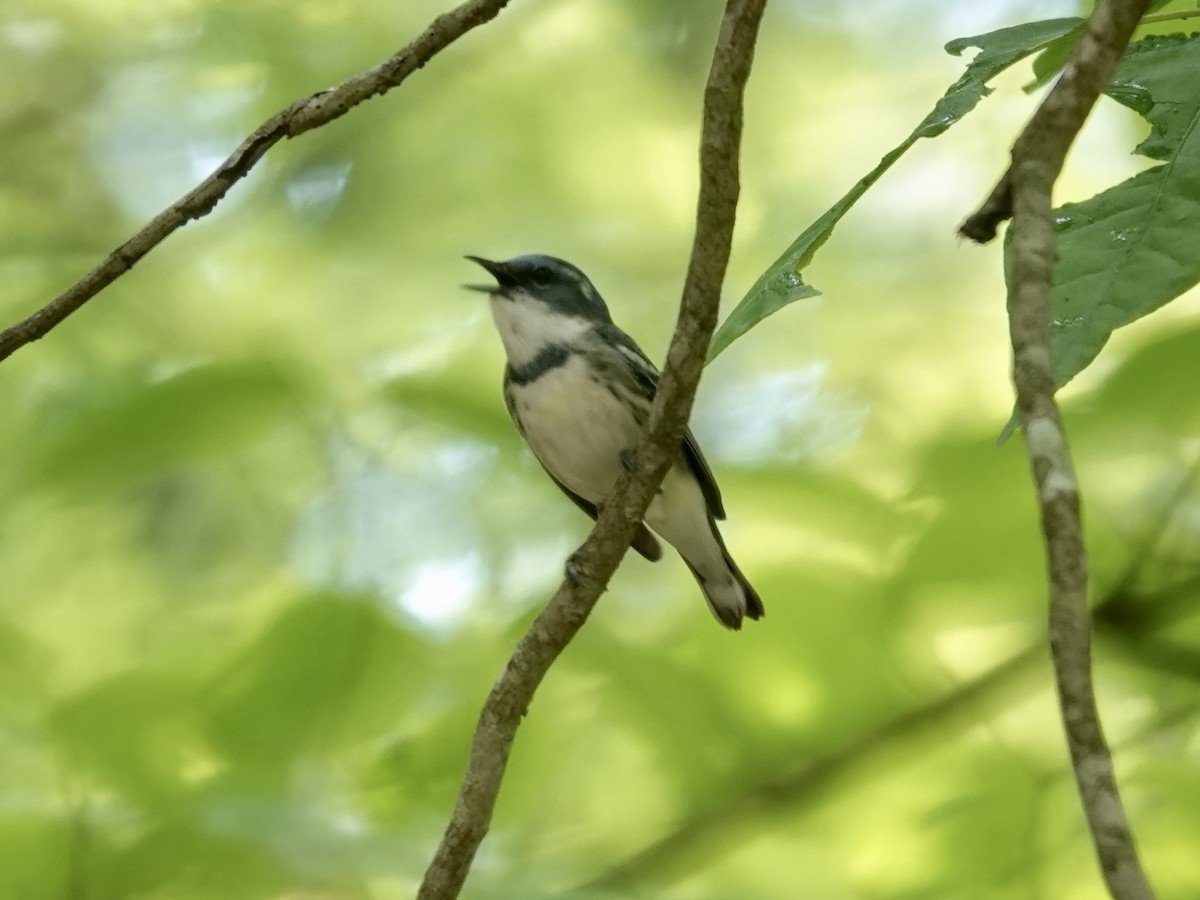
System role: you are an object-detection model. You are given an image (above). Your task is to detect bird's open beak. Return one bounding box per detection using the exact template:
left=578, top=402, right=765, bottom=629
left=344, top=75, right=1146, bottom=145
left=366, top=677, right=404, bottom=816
left=463, top=255, right=513, bottom=294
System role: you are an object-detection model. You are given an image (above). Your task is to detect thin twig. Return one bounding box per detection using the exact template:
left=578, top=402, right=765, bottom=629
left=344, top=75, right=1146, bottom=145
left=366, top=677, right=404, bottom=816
left=0, top=0, right=514, bottom=364
left=414, top=2, right=767, bottom=897
left=996, top=0, right=1156, bottom=897
left=1140, top=8, right=1200, bottom=26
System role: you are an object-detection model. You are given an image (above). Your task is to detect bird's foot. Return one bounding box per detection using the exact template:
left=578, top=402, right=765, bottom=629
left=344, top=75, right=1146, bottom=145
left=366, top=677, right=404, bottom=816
left=564, top=551, right=585, bottom=586
left=619, top=448, right=637, bottom=475
left=620, top=448, right=664, bottom=494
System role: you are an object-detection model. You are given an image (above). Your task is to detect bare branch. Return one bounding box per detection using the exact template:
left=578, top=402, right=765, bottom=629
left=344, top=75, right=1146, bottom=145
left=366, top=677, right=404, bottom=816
left=988, top=0, right=1157, bottom=896
left=414, top=2, right=767, bottom=897
left=0, top=0, right=514, bottom=364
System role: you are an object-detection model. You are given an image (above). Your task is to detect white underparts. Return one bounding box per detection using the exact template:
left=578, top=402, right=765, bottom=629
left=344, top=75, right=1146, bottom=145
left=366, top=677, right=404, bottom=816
left=504, top=332, right=748, bottom=626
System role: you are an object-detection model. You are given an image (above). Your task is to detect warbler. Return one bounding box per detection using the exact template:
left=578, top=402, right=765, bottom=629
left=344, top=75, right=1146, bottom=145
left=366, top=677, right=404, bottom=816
left=465, top=253, right=763, bottom=630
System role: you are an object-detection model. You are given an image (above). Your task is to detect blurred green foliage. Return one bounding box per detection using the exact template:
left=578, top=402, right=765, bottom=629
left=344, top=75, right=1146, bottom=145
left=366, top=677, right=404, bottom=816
left=2, top=1, right=1200, bottom=899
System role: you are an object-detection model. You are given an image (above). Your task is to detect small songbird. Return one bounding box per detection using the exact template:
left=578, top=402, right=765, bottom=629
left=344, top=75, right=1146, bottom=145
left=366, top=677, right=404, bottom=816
left=465, top=253, right=763, bottom=630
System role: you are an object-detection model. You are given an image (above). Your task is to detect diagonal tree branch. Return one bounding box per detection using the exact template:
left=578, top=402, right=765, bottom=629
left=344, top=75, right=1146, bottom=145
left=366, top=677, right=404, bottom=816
left=585, top=646, right=1045, bottom=891
left=584, top=501, right=1198, bottom=894
left=414, top=2, right=767, bottom=897
left=967, top=0, right=1157, bottom=897
left=0, top=0, right=514, bottom=364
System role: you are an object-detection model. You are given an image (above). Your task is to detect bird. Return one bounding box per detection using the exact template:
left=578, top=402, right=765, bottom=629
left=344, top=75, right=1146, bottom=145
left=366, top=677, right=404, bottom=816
left=464, top=253, right=763, bottom=630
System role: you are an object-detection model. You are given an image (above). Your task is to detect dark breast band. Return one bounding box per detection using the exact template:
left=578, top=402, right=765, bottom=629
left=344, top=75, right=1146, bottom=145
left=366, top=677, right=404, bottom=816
left=507, top=343, right=571, bottom=385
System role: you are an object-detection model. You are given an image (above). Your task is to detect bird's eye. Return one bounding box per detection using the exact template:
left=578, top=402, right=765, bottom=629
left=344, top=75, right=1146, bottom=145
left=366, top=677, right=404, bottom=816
left=533, top=266, right=554, bottom=283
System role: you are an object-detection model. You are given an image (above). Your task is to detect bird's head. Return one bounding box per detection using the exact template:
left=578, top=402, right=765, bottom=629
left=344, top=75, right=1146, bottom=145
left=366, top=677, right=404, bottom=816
left=466, top=254, right=613, bottom=322
left=466, top=254, right=613, bottom=365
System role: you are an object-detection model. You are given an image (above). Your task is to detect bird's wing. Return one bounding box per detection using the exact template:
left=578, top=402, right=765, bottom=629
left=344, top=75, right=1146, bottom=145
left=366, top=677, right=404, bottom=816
left=603, top=326, right=727, bottom=521
left=503, top=368, right=663, bottom=562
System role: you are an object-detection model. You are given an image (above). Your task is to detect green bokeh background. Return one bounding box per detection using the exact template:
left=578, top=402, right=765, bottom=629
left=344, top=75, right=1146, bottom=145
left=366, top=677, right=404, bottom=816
left=2, top=1, right=1199, bottom=898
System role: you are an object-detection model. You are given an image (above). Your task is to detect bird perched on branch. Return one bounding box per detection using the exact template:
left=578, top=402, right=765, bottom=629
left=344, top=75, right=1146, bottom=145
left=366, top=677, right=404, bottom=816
left=465, top=254, right=763, bottom=630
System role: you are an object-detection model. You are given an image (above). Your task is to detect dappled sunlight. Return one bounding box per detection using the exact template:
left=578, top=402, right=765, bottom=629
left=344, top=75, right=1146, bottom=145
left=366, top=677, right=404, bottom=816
left=285, top=162, right=354, bottom=220
left=695, top=363, right=866, bottom=463
left=397, top=557, right=485, bottom=632
left=88, top=61, right=266, bottom=220
left=740, top=654, right=823, bottom=730
left=289, top=441, right=488, bottom=633
left=1, top=18, right=63, bottom=54
left=929, top=615, right=1036, bottom=680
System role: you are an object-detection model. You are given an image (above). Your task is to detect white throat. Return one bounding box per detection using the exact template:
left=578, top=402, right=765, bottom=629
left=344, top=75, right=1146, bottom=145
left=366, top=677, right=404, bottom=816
left=490, top=294, right=590, bottom=368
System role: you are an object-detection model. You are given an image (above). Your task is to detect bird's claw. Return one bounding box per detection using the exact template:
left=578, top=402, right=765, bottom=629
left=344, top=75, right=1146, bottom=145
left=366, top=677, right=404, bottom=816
left=564, top=551, right=585, bottom=586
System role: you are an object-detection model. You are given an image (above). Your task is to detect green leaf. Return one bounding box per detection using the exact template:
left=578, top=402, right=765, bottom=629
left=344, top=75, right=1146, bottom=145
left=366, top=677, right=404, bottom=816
left=49, top=671, right=197, bottom=810
left=18, top=358, right=313, bottom=496
left=922, top=751, right=1045, bottom=891
left=0, top=815, right=79, bottom=899
left=385, top=370, right=514, bottom=451
left=1023, top=1, right=1180, bottom=94
left=1023, top=22, right=1084, bottom=93
left=708, top=17, right=1082, bottom=361
left=1036, top=33, right=1200, bottom=391
left=0, top=622, right=52, bottom=719
left=903, top=432, right=1043, bottom=601
left=103, top=822, right=294, bottom=900
left=1079, top=321, right=1200, bottom=438
left=939, top=18, right=1087, bottom=108
left=204, top=594, right=429, bottom=767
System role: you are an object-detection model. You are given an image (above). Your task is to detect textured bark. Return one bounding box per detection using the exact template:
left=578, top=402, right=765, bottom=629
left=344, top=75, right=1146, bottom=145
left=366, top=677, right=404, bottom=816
left=968, top=0, right=1158, bottom=897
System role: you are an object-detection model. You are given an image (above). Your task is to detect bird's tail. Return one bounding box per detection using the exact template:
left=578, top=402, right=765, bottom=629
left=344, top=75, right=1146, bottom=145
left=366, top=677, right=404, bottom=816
left=682, top=518, right=764, bottom=631
left=726, top=548, right=765, bottom=621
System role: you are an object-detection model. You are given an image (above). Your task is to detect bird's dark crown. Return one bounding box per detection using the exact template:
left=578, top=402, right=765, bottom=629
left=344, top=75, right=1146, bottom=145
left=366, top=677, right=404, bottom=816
left=466, top=254, right=612, bottom=322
